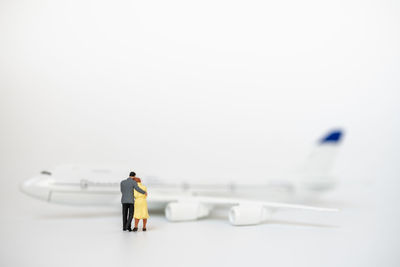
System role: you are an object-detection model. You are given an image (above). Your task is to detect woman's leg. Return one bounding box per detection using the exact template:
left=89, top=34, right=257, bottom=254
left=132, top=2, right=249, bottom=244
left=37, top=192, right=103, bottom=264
left=143, top=219, right=147, bottom=230
left=134, top=218, right=139, bottom=229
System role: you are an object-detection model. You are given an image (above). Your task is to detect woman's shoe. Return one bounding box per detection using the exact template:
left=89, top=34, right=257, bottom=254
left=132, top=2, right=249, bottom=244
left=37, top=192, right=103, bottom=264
left=132, top=228, right=138, bottom=232
left=142, top=228, right=147, bottom=232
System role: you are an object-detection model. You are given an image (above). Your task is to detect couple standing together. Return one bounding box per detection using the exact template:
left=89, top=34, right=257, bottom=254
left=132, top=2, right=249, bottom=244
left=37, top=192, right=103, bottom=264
left=120, top=171, right=149, bottom=232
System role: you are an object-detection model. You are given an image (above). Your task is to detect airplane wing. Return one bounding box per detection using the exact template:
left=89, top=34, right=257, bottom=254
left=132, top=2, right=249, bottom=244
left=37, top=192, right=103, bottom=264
left=148, top=192, right=338, bottom=225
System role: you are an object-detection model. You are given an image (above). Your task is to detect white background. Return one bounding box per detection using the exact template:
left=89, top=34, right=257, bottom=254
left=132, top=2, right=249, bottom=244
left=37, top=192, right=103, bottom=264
left=1, top=0, right=399, bottom=266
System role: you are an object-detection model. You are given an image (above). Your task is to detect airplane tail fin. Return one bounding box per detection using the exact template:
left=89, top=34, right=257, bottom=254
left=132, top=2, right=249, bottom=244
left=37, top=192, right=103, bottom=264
left=300, top=129, right=344, bottom=192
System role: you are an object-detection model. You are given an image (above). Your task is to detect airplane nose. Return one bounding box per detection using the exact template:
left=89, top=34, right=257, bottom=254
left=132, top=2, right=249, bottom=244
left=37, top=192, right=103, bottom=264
left=20, top=175, right=52, bottom=201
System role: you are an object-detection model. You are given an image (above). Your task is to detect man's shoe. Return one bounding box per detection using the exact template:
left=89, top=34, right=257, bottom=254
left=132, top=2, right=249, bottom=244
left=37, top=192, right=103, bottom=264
left=127, top=228, right=132, bottom=232
left=123, top=229, right=127, bottom=231
left=132, top=228, right=138, bottom=232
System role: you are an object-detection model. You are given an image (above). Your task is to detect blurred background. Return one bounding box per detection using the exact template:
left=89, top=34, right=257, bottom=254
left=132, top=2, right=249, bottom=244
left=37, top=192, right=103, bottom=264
left=0, top=0, right=399, bottom=266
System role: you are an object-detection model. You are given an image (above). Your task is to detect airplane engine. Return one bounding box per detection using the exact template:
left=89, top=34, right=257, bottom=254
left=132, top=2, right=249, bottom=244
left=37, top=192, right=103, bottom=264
left=165, top=202, right=211, bottom=222
left=228, top=204, right=272, bottom=226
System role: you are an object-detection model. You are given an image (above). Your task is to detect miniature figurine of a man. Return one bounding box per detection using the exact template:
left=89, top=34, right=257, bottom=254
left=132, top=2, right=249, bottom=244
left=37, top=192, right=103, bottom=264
left=120, top=171, right=147, bottom=232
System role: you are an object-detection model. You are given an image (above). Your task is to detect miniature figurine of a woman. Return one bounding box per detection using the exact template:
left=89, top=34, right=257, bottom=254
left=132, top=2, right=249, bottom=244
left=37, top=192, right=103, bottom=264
left=132, top=177, right=149, bottom=231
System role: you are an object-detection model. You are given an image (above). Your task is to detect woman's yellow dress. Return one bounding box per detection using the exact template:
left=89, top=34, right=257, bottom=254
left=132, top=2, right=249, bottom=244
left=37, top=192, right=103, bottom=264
left=134, top=183, right=149, bottom=219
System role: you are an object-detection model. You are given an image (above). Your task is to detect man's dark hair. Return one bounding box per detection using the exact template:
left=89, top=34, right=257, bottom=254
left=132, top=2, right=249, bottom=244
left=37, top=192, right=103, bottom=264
left=129, top=171, right=136, bottom=177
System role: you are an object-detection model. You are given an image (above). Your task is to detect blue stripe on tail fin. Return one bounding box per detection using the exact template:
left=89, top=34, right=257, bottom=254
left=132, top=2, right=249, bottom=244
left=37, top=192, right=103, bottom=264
left=319, top=130, right=343, bottom=144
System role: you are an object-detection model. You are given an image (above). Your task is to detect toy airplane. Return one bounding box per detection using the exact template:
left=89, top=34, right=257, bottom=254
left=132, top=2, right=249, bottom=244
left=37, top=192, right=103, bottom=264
left=20, top=129, right=343, bottom=226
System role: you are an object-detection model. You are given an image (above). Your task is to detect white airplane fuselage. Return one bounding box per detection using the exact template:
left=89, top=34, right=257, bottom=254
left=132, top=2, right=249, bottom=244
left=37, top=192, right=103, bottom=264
left=21, top=172, right=322, bottom=208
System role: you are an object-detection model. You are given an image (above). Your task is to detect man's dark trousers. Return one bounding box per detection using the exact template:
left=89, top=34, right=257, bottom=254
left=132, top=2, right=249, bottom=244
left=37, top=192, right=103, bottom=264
left=122, top=203, right=134, bottom=230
